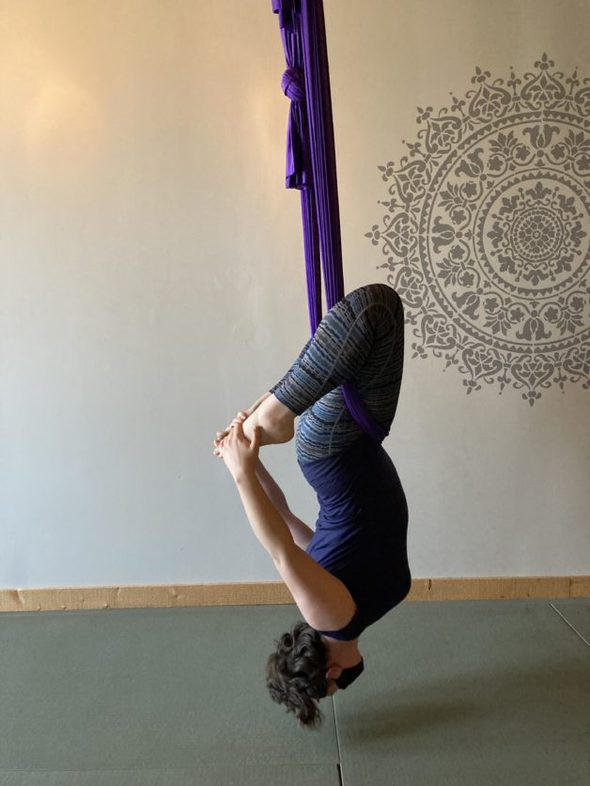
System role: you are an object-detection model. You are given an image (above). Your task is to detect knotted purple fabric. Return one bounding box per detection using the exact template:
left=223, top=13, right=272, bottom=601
left=271, top=0, right=388, bottom=443
left=281, top=67, right=306, bottom=102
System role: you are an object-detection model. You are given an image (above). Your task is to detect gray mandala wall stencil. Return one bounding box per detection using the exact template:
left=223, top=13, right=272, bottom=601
left=366, top=53, right=590, bottom=405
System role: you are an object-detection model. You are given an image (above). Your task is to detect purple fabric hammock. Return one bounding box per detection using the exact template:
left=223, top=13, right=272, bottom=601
left=271, top=0, right=388, bottom=443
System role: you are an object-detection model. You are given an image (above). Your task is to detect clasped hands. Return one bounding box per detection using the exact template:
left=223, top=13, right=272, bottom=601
left=212, top=411, right=247, bottom=457
left=213, top=415, right=259, bottom=483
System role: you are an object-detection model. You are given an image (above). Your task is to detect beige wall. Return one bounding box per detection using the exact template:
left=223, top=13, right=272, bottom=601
left=1, top=0, right=589, bottom=590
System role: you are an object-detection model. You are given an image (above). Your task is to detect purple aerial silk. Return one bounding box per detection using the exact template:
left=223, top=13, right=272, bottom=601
left=271, top=0, right=388, bottom=443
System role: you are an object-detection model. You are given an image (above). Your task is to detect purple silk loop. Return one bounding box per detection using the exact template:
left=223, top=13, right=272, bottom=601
left=281, top=67, right=305, bottom=102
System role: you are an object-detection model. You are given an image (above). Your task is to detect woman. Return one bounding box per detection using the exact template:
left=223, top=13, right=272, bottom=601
left=213, top=282, right=411, bottom=728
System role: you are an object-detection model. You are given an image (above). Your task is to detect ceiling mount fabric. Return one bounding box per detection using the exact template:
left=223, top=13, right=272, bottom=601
left=271, top=0, right=388, bottom=443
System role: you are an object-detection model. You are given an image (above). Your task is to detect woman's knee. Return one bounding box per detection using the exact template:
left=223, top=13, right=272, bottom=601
left=344, top=284, right=401, bottom=337
left=345, top=283, right=397, bottom=311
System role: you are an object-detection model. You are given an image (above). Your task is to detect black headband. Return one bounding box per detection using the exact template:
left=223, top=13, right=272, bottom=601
left=335, top=657, right=365, bottom=690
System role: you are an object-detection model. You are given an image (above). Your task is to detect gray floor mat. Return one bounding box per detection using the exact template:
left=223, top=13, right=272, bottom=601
left=333, top=599, right=590, bottom=786
left=1, top=599, right=588, bottom=786
left=551, top=598, right=590, bottom=646
left=0, top=764, right=341, bottom=786
left=0, top=605, right=338, bottom=770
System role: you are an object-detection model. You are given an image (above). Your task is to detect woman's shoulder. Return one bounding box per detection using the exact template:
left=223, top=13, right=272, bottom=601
left=273, top=545, right=357, bottom=632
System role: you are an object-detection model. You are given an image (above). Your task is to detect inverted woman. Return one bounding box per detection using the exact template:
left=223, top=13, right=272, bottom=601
left=213, top=282, right=411, bottom=728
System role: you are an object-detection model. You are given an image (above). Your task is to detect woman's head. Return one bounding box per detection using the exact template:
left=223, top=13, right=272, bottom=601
left=265, top=621, right=329, bottom=728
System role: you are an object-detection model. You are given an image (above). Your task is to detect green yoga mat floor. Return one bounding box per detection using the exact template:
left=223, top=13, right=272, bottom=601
left=1, top=599, right=588, bottom=785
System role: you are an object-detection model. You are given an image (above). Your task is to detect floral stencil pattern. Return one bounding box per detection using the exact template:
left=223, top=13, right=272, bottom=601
left=366, top=54, right=590, bottom=405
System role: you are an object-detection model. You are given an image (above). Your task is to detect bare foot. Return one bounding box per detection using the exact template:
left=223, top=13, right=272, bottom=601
left=242, top=394, right=295, bottom=446
left=213, top=393, right=271, bottom=447
left=213, top=392, right=294, bottom=456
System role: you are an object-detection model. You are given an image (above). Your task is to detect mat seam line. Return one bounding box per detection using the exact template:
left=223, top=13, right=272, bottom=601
left=332, top=695, right=344, bottom=786
left=549, top=602, right=590, bottom=647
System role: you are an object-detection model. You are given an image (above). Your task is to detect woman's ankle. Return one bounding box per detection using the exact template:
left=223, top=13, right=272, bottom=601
left=244, top=394, right=295, bottom=446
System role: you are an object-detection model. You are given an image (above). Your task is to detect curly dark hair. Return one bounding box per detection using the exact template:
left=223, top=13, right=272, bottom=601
left=265, top=620, right=329, bottom=728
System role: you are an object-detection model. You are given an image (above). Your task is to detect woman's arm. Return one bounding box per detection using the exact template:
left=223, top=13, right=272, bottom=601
left=254, top=458, right=289, bottom=511
left=215, top=412, right=312, bottom=548
left=218, top=421, right=352, bottom=630
left=235, top=470, right=355, bottom=631
left=234, top=471, right=295, bottom=561
left=254, top=458, right=315, bottom=550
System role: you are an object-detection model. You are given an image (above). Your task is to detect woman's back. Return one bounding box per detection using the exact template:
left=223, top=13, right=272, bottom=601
left=300, top=433, right=411, bottom=638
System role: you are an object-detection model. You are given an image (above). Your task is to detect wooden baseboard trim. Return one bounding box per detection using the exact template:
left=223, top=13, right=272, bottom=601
left=0, top=576, right=588, bottom=613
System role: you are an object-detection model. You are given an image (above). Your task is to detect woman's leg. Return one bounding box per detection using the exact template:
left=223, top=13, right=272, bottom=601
left=240, top=394, right=296, bottom=447
left=269, top=283, right=405, bottom=462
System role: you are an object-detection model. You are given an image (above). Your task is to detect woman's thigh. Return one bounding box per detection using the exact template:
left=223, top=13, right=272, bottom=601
left=271, top=283, right=405, bottom=462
